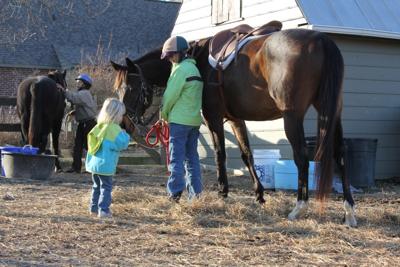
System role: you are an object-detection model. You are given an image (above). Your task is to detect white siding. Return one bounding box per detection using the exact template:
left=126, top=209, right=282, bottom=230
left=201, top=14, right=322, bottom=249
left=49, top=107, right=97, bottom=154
left=172, top=0, right=305, bottom=40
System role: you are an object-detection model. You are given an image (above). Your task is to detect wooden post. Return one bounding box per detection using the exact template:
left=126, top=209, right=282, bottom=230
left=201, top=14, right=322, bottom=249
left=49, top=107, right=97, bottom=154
left=0, top=97, right=20, bottom=133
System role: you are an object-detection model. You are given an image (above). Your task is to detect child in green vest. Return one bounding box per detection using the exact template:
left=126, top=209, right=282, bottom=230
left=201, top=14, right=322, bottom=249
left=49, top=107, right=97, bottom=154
left=85, top=98, right=130, bottom=218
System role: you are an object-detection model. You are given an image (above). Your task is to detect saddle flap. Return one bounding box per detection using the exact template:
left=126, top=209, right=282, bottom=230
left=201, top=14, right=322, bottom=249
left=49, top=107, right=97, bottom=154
left=209, top=29, right=234, bottom=60
left=209, top=24, right=253, bottom=63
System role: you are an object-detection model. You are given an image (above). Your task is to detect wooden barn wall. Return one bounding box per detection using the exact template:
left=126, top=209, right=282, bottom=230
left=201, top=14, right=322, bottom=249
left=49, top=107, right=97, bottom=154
left=172, top=0, right=306, bottom=40
left=198, top=35, right=400, bottom=180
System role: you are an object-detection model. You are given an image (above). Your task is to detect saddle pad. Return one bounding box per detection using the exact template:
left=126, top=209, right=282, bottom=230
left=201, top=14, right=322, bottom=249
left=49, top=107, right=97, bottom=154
left=208, top=35, right=263, bottom=70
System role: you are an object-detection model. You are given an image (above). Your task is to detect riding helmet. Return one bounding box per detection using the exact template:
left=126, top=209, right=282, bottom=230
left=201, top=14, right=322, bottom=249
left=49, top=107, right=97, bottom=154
left=75, top=73, right=93, bottom=86
left=161, top=36, right=189, bottom=59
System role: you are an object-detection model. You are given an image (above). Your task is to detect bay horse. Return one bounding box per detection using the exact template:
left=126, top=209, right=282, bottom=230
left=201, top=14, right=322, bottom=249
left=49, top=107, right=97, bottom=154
left=111, top=28, right=357, bottom=226
left=17, top=70, right=67, bottom=171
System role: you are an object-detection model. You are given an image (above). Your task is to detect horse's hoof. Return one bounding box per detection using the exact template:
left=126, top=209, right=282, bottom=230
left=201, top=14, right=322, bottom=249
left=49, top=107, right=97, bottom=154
left=257, top=196, right=266, bottom=204
left=218, top=191, right=228, bottom=198
left=343, top=214, right=357, bottom=227
left=256, top=196, right=265, bottom=205
left=288, top=200, right=308, bottom=221
left=343, top=201, right=357, bottom=227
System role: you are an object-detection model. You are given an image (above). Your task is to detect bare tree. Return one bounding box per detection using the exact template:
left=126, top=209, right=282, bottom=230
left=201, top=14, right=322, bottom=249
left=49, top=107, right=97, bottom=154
left=0, top=0, right=113, bottom=45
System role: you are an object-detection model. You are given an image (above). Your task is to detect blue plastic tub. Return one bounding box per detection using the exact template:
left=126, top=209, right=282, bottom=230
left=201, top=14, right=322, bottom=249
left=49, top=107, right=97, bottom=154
left=0, top=145, right=39, bottom=155
left=1, top=151, right=56, bottom=180
left=1, top=146, right=39, bottom=176
left=274, top=160, right=318, bottom=190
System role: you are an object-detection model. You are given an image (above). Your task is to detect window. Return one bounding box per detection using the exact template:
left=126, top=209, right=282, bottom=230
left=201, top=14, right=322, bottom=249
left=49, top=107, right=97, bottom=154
left=212, top=0, right=242, bottom=25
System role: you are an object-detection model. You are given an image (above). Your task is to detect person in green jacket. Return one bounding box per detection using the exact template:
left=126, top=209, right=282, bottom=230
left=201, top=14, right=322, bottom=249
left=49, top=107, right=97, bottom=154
left=85, top=98, right=130, bottom=218
left=160, top=35, right=204, bottom=202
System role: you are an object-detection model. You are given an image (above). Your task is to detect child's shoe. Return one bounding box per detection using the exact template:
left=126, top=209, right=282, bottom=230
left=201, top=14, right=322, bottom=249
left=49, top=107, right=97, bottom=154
left=98, top=210, right=112, bottom=218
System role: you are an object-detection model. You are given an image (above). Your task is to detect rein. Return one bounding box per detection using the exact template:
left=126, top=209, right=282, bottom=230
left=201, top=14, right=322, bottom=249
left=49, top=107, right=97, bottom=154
left=123, top=114, right=170, bottom=170
left=145, top=120, right=170, bottom=168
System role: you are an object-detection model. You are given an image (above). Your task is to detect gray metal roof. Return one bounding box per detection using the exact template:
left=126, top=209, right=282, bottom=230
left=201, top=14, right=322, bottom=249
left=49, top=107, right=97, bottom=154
left=0, top=0, right=181, bottom=69
left=297, top=0, right=400, bottom=40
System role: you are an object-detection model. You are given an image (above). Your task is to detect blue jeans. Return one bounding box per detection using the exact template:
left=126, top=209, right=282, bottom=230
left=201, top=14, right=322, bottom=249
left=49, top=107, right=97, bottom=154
left=90, top=174, right=113, bottom=213
left=167, top=123, right=202, bottom=199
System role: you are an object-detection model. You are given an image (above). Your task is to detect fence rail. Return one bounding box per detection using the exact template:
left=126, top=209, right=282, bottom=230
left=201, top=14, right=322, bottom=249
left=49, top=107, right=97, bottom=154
left=0, top=97, right=20, bottom=132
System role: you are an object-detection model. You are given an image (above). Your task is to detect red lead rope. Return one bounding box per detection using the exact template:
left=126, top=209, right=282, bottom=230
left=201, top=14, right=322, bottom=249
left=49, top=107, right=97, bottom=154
left=145, top=120, right=170, bottom=168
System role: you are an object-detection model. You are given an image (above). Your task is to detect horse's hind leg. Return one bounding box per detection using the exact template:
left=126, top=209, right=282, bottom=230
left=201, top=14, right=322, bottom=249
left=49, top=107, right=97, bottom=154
left=51, top=119, right=63, bottom=172
left=228, top=119, right=265, bottom=203
left=334, top=119, right=357, bottom=227
left=20, top=112, right=29, bottom=144
left=18, top=95, right=30, bottom=144
left=283, top=111, right=310, bottom=220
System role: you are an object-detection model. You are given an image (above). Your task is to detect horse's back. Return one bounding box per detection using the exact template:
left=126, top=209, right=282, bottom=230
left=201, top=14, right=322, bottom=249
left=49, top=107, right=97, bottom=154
left=262, top=29, right=333, bottom=111
left=17, top=75, right=64, bottom=121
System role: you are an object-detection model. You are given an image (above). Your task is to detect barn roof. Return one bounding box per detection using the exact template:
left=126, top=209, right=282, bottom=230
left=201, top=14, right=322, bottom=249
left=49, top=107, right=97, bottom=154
left=297, top=0, right=400, bottom=40
left=0, top=0, right=181, bottom=69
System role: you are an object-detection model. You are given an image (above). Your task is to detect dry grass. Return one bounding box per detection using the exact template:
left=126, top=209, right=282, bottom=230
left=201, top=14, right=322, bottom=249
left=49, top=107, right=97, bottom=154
left=0, top=166, right=399, bottom=266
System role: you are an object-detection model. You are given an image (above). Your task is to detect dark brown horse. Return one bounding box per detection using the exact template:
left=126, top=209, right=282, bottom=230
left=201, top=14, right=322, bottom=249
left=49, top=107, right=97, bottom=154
left=17, top=70, right=67, bottom=171
left=111, top=28, right=357, bottom=226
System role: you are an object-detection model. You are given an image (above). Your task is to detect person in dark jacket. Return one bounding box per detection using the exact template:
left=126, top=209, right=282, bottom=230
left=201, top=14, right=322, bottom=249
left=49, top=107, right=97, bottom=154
left=64, top=74, right=97, bottom=173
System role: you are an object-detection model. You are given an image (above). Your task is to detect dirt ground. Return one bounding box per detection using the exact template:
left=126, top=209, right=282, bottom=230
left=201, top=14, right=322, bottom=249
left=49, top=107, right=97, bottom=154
left=0, top=165, right=399, bottom=266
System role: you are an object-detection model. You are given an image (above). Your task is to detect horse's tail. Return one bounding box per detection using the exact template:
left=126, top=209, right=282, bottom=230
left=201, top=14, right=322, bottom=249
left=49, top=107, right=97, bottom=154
left=315, top=34, right=344, bottom=201
left=28, top=82, right=42, bottom=146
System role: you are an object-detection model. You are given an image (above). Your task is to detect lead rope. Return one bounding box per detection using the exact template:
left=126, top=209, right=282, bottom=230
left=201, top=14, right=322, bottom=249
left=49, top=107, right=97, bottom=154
left=145, top=120, right=170, bottom=170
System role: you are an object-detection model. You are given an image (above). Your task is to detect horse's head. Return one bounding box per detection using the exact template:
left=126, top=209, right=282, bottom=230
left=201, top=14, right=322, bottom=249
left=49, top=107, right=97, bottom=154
left=48, top=70, right=67, bottom=89
left=111, top=50, right=171, bottom=126
left=111, top=60, right=151, bottom=126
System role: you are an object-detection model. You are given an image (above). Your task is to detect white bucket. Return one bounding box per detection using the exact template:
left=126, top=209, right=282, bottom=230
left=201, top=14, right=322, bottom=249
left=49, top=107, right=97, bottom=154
left=253, top=149, right=281, bottom=189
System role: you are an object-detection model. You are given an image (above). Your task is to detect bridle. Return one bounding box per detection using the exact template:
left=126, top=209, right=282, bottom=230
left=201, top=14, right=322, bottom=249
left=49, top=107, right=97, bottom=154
left=122, top=63, right=153, bottom=123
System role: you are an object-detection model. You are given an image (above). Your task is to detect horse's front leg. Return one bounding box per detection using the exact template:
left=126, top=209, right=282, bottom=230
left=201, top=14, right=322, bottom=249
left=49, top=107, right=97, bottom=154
left=283, top=111, right=310, bottom=220
left=228, top=119, right=265, bottom=204
left=207, top=120, right=228, bottom=197
left=202, top=114, right=229, bottom=198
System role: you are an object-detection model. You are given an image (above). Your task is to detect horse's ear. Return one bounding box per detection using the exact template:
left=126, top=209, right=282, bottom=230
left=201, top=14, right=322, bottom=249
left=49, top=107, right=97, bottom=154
left=48, top=71, right=55, bottom=79
left=110, top=60, right=126, bottom=71
left=125, top=58, right=137, bottom=72
left=62, top=70, right=66, bottom=79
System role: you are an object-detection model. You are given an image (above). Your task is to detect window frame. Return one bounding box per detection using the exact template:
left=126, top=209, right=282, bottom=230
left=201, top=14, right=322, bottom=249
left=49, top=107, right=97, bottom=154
left=211, top=0, right=243, bottom=26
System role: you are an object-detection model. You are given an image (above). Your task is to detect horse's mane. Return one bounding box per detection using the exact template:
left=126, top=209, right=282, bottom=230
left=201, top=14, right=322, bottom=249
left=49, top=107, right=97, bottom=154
left=113, top=68, right=127, bottom=93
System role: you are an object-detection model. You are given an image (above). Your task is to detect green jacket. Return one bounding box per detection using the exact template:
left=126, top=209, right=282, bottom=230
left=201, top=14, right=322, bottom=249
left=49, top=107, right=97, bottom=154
left=86, top=123, right=130, bottom=175
left=161, top=58, right=203, bottom=126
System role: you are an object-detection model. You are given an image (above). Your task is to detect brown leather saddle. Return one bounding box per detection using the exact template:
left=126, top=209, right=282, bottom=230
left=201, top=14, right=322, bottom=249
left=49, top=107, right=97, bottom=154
left=209, top=20, right=283, bottom=69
